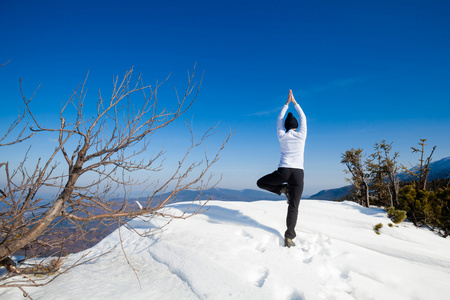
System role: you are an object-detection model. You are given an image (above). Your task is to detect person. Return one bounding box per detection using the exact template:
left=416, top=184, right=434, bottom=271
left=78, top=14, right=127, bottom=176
left=257, top=89, right=307, bottom=248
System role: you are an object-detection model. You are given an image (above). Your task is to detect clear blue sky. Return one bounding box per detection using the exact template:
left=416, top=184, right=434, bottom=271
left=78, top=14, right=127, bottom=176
left=1, top=0, right=449, bottom=196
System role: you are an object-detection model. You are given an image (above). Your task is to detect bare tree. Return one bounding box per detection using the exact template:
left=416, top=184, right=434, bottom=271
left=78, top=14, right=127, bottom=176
left=0, top=66, right=232, bottom=291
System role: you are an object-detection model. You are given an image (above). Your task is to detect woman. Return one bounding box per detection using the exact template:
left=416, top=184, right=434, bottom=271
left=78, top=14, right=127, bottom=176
left=257, top=89, right=307, bottom=247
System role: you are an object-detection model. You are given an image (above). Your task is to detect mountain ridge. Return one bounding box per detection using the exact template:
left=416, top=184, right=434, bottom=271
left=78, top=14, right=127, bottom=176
left=150, top=156, right=450, bottom=203
left=309, top=155, right=450, bottom=200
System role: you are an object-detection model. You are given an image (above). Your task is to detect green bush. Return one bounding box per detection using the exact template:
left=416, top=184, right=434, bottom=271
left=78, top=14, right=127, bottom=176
left=387, top=206, right=395, bottom=218
left=434, top=188, right=450, bottom=237
left=398, top=185, right=433, bottom=226
left=374, top=223, right=383, bottom=235
left=387, top=206, right=407, bottom=224
left=397, top=185, right=450, bottom=237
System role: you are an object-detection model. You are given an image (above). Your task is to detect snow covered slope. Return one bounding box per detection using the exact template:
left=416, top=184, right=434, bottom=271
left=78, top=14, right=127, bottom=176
left=2, top=200, right=449, bottom=300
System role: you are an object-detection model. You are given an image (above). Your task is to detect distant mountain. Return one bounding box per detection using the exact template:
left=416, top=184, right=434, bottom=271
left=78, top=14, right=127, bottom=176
left=152, top=157, right=449, bottom=204
left=399, top=156, right=450, bottom=181
left=309, top=156, right=450, bottom=201
left=308, top=186, right=352, bottom=201
left=428, top=156, right=450, bottom=180
left=160, top=187, right=284, bottom=203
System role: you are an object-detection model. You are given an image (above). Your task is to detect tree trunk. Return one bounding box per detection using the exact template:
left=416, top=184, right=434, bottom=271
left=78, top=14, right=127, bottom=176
left=363, top=180, right=370, bottom=208
left=444, top=229, right=450, bottom=238
left=0, top=172, right=79, bottom=259
left=0, top=198, right=64, bottom=259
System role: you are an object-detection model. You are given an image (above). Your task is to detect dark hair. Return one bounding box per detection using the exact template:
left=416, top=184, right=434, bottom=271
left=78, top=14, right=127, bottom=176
left=284, top=112, right=298, bottom=131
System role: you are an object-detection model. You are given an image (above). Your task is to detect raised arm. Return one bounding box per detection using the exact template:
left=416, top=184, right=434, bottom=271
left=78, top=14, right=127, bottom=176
left=291, top=91, right=307, bottom=138
left=277, top=90, right=292, bottom=136
left=278, top=90, right=307, bottom=138
left=277, top=103, right=289, bottom=136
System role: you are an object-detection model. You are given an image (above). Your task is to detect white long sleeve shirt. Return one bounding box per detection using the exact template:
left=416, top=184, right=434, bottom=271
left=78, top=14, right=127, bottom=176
left=277, top=104, right=307, bottom=169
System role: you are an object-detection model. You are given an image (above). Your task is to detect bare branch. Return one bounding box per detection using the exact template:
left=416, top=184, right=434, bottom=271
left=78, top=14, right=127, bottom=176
left=1, top=65, right=232, bottom=291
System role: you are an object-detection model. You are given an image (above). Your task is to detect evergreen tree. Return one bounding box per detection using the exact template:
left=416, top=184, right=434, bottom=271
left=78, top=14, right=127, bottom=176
left=379, top=141, right=400, bottom=207
left=341, top=148, right=370, bottom=207
left=342, top=138, right=448, bottom=237
left=403, top=139, right=436, bottom=190
left=398, top=185, right=421, bottom=226
left=435, top=188, right=450, bottom=237
left=367, top=144, right=388, bottom=206
left=398, top=185, right=435, bottom=227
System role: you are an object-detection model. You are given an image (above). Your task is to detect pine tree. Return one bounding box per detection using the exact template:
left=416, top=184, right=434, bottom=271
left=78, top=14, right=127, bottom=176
left=367, top=142, right=390, bottom=206
left=403, top=139, right=436, bottom=190
left=398, top=185, right=435, bottom=227
left=379, top=141, right=400, bottom=207
left=341, top=148, right=370, bottom=207
left=436, top=188, right=450, bottom=237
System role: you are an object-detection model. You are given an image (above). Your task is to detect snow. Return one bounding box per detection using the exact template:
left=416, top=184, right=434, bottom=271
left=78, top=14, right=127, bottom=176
left=1, top=200, right=450, bottom=300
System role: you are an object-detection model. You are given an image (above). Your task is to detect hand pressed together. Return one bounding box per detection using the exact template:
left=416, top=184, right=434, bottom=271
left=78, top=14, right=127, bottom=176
left=286, top=89, right=298, bottom=106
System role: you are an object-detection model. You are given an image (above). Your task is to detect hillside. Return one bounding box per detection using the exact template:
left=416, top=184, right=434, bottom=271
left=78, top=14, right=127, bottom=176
left=412, top=156, right=450, bottom=181
left=2, top=200, right=449, bottom=299
left=397, top=155, right=450, bottom=181
left=310, top=155, right=450, bottom=200
left=308, top=186, right=351, bottom=200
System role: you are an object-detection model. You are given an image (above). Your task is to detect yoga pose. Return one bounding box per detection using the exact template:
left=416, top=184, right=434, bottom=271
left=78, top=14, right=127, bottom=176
left=257, top=90, right=307, bottom=247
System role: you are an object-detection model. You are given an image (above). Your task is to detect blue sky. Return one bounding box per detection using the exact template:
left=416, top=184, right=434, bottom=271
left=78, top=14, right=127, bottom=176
left=1, top=0, right=449, bottom=196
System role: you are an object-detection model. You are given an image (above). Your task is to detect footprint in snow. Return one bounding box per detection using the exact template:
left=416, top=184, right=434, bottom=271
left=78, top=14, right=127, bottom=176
left=237, top=229, right=270, bottom=253
left=299, top=233, right=335, bottom=262
left=298, top=233, right=355, bottom=298
left=251, top=267, right=270, bottom=287
left=238, top=229, right=254, bottom=239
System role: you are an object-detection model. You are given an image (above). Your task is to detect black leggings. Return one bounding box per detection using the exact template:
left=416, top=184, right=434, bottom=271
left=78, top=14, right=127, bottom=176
left=257, top=168, right=304, bottom=239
